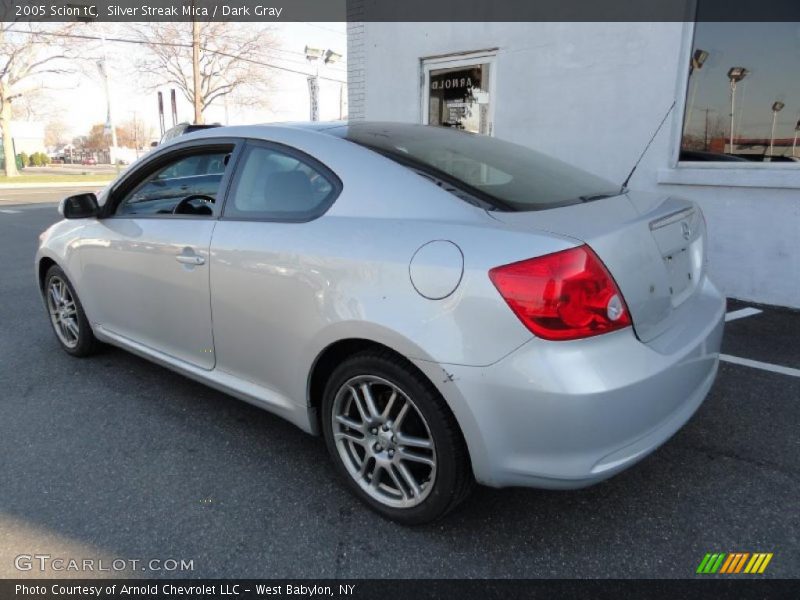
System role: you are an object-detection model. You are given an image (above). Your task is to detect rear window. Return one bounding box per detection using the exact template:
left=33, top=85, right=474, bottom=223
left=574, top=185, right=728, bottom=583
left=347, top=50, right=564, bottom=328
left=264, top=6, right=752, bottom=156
left=329, top=123, right=619, bottom=211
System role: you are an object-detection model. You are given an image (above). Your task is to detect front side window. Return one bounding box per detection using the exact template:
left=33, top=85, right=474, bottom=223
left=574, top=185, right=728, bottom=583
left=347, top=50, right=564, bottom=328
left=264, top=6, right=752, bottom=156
left=115, top=151, right=229, bottom=216
left=224, top=144, right=338, bottom=221
left=680, top=21, right=800, bottom=164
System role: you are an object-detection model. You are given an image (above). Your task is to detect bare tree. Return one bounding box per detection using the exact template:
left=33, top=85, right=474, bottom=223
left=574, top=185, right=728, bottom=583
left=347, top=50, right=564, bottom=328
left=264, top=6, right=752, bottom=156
left=0, top=16, right=76, bottom=176
left=133, top=22, right=275, bottom=124
left=44, top=118, right=69, bottom=149
left=117, top=116, right=154, bottom=149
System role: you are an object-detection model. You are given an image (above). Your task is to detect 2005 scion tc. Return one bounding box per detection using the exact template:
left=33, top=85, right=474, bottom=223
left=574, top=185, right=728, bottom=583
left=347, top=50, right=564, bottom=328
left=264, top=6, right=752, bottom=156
left=36, top=122, right=724, bottom=524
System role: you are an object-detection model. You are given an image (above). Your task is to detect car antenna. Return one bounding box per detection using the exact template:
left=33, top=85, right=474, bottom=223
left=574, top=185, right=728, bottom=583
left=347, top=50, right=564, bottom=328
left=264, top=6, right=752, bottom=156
left=620, top=100, right=676, bottom=193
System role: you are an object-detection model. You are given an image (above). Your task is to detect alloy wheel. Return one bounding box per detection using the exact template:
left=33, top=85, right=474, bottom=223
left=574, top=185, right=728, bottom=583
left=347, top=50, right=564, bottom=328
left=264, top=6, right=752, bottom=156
left=331, top=375, right=437, bottom=508
left=47, top=276, right=80, bottom=349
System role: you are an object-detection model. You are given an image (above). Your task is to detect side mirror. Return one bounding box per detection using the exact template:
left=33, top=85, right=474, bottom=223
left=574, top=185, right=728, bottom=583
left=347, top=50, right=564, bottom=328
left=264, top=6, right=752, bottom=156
left=59, top=193, right=99, bottom=219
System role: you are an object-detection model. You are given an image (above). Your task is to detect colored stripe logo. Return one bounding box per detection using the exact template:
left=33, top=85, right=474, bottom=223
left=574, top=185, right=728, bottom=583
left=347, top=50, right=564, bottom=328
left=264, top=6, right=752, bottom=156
left=697, top=552, right=773, bottom=574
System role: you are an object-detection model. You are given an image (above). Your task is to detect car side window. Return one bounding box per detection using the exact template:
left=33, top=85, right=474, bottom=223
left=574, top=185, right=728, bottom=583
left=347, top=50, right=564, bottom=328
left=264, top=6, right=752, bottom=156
left=224, top=144, right=338, bottom=221
left=114, top=151, right=229, bottom=217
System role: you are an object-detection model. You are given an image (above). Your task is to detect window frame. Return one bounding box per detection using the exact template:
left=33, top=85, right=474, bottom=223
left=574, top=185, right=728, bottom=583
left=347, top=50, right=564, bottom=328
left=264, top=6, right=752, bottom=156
left=100, top=137, right=244, bottom=220
left=420, top=49, right=498, bottom=136
left=219, top=138, right=343, bottom=223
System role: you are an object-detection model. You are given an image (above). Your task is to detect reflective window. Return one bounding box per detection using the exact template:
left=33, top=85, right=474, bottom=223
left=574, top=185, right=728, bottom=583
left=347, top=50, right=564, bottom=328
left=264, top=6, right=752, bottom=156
left=426, top=62, right=491, bottom=134
left=115, top=151, right=230, bottom=216
left=225, top=145, right=338, bottom=221
left=681, top=22, right=800, bottom=163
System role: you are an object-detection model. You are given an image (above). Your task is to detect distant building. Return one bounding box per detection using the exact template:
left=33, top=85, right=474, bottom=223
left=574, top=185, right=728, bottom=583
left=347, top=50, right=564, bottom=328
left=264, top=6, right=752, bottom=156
left=1, top=120, right=46, bottom=156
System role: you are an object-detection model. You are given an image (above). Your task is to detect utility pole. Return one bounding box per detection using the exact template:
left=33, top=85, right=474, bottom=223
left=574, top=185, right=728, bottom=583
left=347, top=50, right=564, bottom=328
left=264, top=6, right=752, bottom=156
left=304, top=46, right=343, bottom=122
left=133, top=111, right=139, bottom=158
left=701, top=107, right=714, bottom=150
left=191, top=9, right=203, bottom=124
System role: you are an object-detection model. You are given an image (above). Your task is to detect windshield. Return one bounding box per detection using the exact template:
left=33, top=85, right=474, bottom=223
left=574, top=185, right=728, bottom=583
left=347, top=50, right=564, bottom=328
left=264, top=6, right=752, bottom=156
left=328, top=123, right=619, bottom=211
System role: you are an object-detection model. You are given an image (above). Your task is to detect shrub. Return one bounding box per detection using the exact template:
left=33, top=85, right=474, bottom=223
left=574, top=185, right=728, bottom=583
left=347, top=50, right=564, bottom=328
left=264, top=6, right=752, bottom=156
left=17, top=152, right=28, bottom=168
left=30, top=152, right=49, bottom=167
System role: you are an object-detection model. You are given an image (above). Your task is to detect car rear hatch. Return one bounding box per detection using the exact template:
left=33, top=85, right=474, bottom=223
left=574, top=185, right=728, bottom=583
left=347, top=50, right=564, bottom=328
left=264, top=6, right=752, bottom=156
left=487, top=191, right=706, bottom=343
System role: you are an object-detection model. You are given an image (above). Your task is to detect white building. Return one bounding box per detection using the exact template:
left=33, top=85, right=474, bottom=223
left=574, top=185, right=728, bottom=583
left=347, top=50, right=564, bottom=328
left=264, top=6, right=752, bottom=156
left=347, top=22, right=800, bottom=308
left=3, top=120, right=46, bottom=156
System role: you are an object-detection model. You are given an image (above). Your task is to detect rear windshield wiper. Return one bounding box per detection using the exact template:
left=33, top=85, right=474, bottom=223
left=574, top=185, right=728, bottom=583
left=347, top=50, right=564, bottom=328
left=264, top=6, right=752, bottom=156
left=578, top=192, right=619, bottom=202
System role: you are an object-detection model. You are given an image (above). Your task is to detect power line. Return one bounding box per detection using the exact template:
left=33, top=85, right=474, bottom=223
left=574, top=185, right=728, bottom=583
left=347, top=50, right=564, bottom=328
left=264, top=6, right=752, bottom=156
left=5, top=27, right=347, bottom=83
left=303, top=22, right=347, bottom=36
left=177, top=29, right=346, bottom=66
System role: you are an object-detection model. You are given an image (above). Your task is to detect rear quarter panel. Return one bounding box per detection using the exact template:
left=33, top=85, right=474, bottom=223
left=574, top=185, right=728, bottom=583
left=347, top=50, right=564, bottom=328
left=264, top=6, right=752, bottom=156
left=207, top=127, right=577, bottom=408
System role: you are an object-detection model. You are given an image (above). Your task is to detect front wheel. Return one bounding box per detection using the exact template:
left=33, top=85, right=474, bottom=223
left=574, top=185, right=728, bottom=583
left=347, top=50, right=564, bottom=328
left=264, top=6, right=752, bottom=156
left=321, top=350, right=473, bottom=524
left=43, top=265, right=99, bottom=357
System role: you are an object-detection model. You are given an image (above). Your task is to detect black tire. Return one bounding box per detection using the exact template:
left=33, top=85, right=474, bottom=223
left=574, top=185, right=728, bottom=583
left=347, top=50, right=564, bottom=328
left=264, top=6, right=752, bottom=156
left=43, top=265, right=100, bottom=357
left=321, top=348, right=474, bottom=524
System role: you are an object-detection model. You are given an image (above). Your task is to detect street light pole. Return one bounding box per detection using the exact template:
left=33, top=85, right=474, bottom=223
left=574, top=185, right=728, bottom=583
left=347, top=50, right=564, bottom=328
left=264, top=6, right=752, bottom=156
left=684, top=49, right=708, bottom=136
left=727, top=67, right=748, bottom=154
left=97, top=33, right=118, bottom=164
left=77, top=11, right=117, bottom=165
left=768, top=101, right=785, bottom=159
left=793, top=120, right=800, bottom=158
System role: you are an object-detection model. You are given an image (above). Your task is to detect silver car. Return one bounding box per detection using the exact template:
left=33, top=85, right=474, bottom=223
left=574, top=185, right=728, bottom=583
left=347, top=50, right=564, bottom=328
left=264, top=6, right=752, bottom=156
left=36, top=122, right=725, bottom=524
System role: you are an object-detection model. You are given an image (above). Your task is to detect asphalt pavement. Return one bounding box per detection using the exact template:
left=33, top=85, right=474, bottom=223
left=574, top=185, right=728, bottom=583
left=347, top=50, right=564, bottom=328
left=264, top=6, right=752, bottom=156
left=0, top=194, right=797, bottom=579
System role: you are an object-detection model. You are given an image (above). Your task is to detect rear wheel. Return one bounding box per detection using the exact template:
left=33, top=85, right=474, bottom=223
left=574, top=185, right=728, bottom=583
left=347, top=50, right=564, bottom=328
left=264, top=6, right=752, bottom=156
left=321, top=349, right=473, bottom=524
left=43, top=265, right=99, bottom=357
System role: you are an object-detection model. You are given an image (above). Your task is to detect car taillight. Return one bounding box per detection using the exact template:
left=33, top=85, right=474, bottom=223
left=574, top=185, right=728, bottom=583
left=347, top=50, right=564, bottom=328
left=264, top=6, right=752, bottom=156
left=488, top=245, right=631, bottom=341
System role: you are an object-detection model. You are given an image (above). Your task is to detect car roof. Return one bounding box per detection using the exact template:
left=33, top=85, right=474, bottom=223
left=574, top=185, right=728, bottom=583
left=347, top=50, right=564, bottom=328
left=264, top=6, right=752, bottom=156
left=171, top=120, right=451, bottom=143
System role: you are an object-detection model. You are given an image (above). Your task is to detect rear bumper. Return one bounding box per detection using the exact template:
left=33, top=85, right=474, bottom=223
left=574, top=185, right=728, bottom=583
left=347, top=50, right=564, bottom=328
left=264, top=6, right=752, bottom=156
left=414, top=276, right=725, bottom=489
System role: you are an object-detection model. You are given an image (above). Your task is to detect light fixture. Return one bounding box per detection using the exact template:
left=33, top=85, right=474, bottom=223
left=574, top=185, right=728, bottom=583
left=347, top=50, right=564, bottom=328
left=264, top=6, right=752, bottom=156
left=324, top=49, right=342, bottom=65
left=691, top=49, right=709, bottom=71
left=304, top=46, right=323, bottom=61
left=727, top=67, right=748, bottom=82
left=772, top=101, right=785, bottom=112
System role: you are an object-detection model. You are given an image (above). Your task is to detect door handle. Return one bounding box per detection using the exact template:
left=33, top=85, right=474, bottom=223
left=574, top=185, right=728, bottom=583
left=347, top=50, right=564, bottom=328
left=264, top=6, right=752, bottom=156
left=175, top=254, right=205, bottom=265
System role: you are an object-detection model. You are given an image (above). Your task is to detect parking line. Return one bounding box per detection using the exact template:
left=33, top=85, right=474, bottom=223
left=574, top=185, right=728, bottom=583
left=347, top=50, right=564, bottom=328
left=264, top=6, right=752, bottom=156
left=720, top=354, right=800, bottom=378
left=0, top=209, right=22, bottom=214
left=725, top=307, right=763, bottom=322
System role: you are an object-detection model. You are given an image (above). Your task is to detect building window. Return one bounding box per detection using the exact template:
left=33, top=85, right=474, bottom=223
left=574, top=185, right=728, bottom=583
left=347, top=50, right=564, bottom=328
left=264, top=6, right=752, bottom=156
left=422, top=51, right=495, bottom=135
left=680, top=22, right=800, bottom=164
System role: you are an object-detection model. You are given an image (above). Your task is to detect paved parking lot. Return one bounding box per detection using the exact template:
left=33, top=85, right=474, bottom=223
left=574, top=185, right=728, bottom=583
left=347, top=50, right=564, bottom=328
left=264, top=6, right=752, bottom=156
left=1, top=196, right=798, bottom=579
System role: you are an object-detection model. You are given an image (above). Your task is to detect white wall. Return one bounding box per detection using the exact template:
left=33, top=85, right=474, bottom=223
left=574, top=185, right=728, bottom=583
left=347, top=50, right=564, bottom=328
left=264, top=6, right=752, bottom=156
left=349, top=22, right=800, bottom=308
left=7, top=121, right=46, bottom=156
